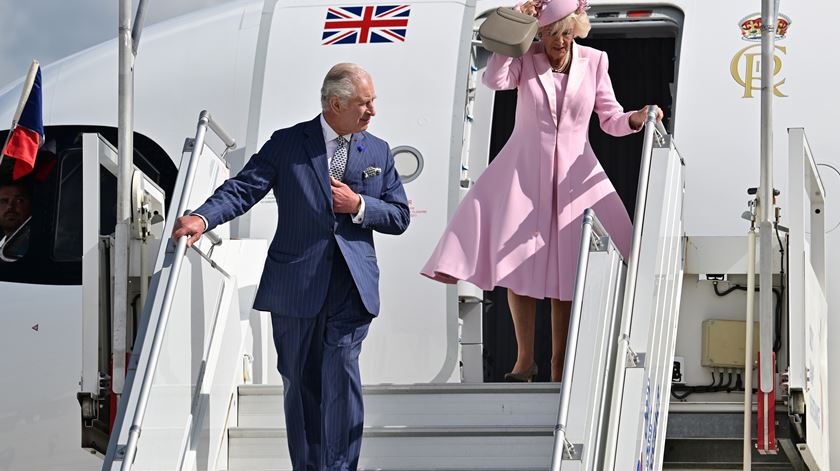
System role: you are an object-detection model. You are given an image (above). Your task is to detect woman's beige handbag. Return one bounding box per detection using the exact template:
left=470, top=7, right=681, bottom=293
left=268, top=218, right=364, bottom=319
left=478, top=7, right=538, bottom=58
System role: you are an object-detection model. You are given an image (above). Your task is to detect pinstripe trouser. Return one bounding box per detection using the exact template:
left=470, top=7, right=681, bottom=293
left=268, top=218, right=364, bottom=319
left=271, top=249, right=373, bottom=471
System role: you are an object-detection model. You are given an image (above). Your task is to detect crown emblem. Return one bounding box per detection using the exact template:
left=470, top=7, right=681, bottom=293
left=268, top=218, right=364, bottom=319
left=738, top=13, right=791, bottom=41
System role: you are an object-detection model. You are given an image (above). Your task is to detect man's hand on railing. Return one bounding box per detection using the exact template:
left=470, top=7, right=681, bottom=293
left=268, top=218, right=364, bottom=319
left=629, top=105, right=664, bottom=131
left=172, top=215, right=206, bottom=247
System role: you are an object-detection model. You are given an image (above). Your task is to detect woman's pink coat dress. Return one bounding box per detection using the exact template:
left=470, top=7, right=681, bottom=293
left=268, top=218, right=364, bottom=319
left=421, top=42, right=635, bottom=301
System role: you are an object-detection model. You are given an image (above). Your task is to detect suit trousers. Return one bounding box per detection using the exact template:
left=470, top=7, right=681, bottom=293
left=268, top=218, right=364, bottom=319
left=270, top=248, right=373, bottom=471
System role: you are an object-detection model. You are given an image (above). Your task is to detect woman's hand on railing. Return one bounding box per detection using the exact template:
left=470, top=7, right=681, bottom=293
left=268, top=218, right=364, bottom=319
left=629, top=105, right=664, bottom=131
left=172, top=215, right=206, bottom=247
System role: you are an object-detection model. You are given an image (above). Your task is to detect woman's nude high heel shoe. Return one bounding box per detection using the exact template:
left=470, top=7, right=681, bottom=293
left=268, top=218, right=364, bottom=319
left=504, top=363, right=538, bottom=382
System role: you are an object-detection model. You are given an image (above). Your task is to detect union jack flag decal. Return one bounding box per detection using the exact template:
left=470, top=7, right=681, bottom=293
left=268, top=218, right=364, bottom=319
left=322, top=5, right=411, bottom=45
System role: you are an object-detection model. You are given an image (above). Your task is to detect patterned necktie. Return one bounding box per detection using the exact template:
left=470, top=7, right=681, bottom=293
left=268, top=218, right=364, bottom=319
left=330, top=135, right=349, bottom=181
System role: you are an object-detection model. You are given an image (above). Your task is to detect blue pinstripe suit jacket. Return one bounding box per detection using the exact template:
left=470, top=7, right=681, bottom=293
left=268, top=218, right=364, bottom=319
left=193, top=116, right=410, bottom=317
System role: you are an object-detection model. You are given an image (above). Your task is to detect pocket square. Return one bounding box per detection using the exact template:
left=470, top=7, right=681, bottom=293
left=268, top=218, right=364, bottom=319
left=362, top=166, right=382, bottom=179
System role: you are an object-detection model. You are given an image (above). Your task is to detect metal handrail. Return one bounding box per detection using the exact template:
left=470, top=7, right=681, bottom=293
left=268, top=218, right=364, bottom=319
left=119, top=111, right=234, bottom=471
left=188, top=229, right=229, bottom=279
left=601, top=105, right=664, bottom=470
left=653, top=120, right=667, bottom=142
left=549, top=208, right=612, bottom=469
left=208, top=116, right=237, bottom=159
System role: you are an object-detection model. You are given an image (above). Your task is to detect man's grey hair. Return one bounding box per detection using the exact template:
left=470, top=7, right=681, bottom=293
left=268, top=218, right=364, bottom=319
left=320, top=63, right=370, bottom=111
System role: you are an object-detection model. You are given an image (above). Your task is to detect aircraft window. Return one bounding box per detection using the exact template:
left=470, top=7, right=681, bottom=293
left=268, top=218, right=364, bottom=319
left=53, top=150, right=83, bottom=261
left=392, top=146, right=423, bottom=184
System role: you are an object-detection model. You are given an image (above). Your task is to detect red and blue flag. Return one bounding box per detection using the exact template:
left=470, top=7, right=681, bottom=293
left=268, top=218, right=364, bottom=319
left=3, top=66, right=44, bottom=180
left=322, top=5, right=410, bottom=45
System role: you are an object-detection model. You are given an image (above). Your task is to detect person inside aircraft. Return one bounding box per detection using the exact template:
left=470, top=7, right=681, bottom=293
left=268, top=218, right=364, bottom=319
left=0, top=177, right=33, bottom=261
left=422, top=0, right=663, bottom=382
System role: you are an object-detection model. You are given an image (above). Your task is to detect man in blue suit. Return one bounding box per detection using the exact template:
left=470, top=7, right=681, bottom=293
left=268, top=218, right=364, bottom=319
left=172, top=63, right=410, bottom=470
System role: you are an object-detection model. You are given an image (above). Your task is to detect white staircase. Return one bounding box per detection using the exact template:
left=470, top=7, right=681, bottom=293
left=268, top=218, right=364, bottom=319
left=226, top=383, right=561, bottom=470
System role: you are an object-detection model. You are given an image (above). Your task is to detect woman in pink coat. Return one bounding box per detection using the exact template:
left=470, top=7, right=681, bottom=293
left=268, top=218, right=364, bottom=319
left=421, top=0, right=662, bottom=382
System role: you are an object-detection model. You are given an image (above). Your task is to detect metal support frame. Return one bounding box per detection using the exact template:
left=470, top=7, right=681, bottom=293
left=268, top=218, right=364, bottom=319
left=743, top=228, right=757, bottom=470
left=757, top=0, right=776, bottom=395
left=787, top=128, right=826, bottom=392
left=602, top=106, right=666, bottom=470
left=117, top=112, right=234, bottom=471
left=786, top=127, right=828, bottom=468
left=553, top=107, right=673, bottom=470
left=114, top=0, right=150, bottom=397
left=756, top=0, right=780, bottom=455
left=549, top=208, right=610, bottom=469
left=787, top=128, right=826, bottom=307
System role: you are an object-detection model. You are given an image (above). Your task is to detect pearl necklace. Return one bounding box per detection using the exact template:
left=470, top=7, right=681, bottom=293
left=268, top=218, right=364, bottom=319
left=550, top=58, right=570, bottom=73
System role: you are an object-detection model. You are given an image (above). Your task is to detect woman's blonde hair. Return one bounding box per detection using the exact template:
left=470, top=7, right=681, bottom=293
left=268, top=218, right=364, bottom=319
left=519, top=1, right=591, bottom=38
left=544, top=11, right=591, bottom=38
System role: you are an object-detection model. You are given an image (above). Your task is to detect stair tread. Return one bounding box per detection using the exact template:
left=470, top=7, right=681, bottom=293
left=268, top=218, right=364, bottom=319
left=227, top=468, right=549, bottom=471
left=237, top=383, right=561, bottom=396
left=229, top=425, right=554, bottom=438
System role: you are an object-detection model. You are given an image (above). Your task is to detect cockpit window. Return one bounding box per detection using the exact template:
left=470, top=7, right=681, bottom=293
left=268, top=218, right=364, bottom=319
left=0, top=143, right=80, bottom=284
left=53, top=150, right=83, bottom=261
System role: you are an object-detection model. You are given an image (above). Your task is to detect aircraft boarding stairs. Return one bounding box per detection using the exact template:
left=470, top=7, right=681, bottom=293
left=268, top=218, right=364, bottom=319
left=101, top=110, right=825, bottom=470
left=221, top=109, right=686, bottom=470
left=100, top=109, right=683, bottom=470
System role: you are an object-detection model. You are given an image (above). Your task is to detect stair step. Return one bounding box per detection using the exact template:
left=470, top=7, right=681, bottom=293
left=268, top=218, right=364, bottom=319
left=229, top=468, right=548, bottom=471
left=227, top=425, right=554, bottom=470
left=228, top=468, right=549, bottom=471
left=237, top=383, right=561, bottom=428
left=663, top=411, right=799, bottom=469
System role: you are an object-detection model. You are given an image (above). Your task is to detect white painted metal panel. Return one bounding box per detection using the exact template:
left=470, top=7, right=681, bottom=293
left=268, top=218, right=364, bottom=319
left=237, top=383, right=561, bottom=428
left=110, top=240, right=266, bottom=471
left=80, top=135, right=106, bottom=396
left=0, top=285, right=101, bottom=470
left=128, top=251, right=228, bottom=469
left=610, top=141, right=685, bottom=471
left=787, top=128, right=831, bottom=469
left=561, top=248, right=626, bottom=470
left=186, top=143, right=231, bottom=245
left=106, top=138, right=266, bottom=469
left=676, top=235, right=782, bottom=399
left=801, top=262, right=829, bottom=469
left=228, top=426, right=554, bottom=470
left=684, top=236, right=783, bottom=276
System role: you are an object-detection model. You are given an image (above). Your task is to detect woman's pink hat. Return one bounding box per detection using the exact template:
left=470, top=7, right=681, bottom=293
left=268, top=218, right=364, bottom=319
left=533, top=0, right=589, bottom=27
